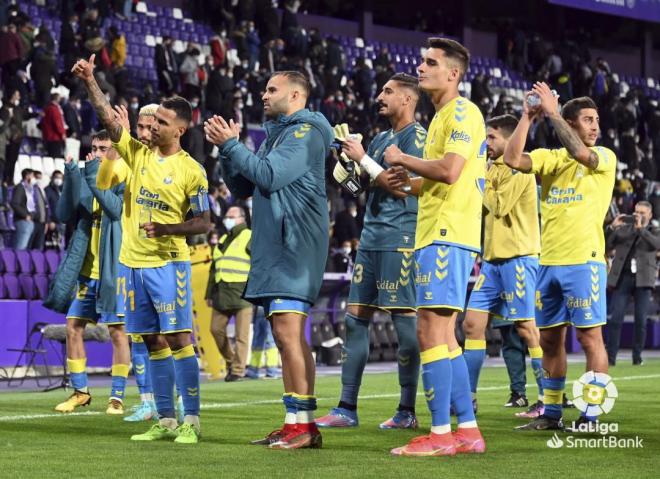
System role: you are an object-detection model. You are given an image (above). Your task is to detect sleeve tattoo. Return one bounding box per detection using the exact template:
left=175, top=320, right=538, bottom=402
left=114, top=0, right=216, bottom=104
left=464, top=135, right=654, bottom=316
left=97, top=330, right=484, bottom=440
left=549, top=115, right=598, bottom=169
left=85, top=79, right=123, bottom=142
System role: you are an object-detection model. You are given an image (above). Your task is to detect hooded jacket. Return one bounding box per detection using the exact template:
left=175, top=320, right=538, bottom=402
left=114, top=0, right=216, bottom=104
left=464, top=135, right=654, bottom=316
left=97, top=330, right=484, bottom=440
left=44, top=159, right=124, bottom=314
left=218, top=108, right=333, bottom=304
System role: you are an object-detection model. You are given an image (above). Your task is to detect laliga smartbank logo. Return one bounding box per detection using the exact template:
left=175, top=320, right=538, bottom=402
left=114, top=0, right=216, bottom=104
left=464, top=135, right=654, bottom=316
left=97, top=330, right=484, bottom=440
left=545, top=372, right=643, bottom=449
left=572, top=371, right=617, bottom=417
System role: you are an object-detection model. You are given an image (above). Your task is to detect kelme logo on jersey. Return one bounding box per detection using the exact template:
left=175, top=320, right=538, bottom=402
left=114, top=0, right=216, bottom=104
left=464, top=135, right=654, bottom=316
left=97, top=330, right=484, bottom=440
left=449, top=129, right=471, bottom=143
left=137, top=186, right=171, bottom=211
left=546, top=186, right=583, bottom=205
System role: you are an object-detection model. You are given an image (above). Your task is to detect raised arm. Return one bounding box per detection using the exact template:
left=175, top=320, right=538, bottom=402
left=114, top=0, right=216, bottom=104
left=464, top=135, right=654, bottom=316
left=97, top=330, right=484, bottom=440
left=56, top=156, right=82, bottom=223
left=82, top=154, right=124, bottom=221
left=531, top=82, right=598, bottom=169
left=71, top=54, right=123, bottom=142
left=503, top=92, right=542, bottom=173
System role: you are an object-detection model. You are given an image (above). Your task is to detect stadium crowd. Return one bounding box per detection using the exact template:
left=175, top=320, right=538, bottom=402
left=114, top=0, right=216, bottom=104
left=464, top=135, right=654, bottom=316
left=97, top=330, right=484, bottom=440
left=0, top=0, right=659, bottom=269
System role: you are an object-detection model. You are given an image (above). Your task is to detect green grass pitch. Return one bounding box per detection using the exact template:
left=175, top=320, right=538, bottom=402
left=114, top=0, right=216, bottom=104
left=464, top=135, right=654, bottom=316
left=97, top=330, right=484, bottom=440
left=1, top=360, right=658, bottom=478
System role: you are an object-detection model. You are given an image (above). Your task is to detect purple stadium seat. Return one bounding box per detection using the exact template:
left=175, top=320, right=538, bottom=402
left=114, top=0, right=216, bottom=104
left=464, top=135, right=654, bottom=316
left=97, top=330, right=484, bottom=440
left=3, top=273, right=21, bottom=299
left=0, top=274, right=5, bottom=299
left=30, top=250, right=47, bottom=274
left=15, top=249, right=33, bottom=273
left=34, top=273, right=49, bottom=299
left=1, top=249, right=17, bottom=273
left=44, top=249, right=60, bottom=273
left=18, top=274, right=36, bottom=299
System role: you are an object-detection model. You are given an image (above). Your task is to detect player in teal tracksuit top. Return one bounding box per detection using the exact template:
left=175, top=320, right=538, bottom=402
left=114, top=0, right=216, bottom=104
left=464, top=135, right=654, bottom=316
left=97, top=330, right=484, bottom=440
left=204, top=71, right=334, bottom=449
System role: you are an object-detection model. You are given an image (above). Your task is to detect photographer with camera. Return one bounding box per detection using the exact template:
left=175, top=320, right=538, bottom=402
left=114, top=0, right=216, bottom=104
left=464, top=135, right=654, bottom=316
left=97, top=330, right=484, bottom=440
left=606, top=201, right=660, bottom=366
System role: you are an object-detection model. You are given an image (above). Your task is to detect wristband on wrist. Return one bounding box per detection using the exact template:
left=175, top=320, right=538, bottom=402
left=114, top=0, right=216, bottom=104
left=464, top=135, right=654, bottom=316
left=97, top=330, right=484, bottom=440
left=359, top=154, right=385, bottom=180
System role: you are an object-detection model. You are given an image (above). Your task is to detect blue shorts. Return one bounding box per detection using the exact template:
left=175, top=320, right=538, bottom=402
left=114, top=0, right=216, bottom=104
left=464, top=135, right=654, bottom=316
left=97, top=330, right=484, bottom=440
left=262, top=298, right=312, bottom=319
left=535, top=262, right=607, bottom=329
left=467, top=256, right=538, bottom=321
left=115, top=263, right=129, bottom=316
left=123, top=262, right=193, bottom=335
left=66, top=275, right=124, bottom=325
left=348, top=249, right=416, bottom=311
left=415, top=244, right=477, bottom=311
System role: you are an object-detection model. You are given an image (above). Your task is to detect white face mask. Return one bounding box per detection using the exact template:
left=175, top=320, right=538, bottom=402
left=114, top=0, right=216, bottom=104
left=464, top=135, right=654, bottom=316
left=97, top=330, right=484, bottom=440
left=130, top=102, right=139, bottom=109
left=53, top=178, right=63, bottom=187
left=30, top=178, right=38, bottom=185
left=342, top=247, right=352, bottom=255
left=223, top=218, right=236, bottom=231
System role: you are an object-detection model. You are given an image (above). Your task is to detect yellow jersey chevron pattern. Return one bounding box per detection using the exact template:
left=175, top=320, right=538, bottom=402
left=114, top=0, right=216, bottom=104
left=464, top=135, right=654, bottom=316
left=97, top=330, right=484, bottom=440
left=399, top=251, right=413, bottom=287
left=176, top=268, right=187, bottom=307
left=135, top=364, right=146, bottom=375
left=435, top=246, right=449, bottom=281
left=414, top=126, right=427, bottom=150
left=590, top=265, right=600, bottom=302
left=515, top=263, right=526, bottom=299
left=187, top=387, right=199, bottom=397
left=294, top=123, right=312, bottom=139
left=424, top=387, right=435, bottom=401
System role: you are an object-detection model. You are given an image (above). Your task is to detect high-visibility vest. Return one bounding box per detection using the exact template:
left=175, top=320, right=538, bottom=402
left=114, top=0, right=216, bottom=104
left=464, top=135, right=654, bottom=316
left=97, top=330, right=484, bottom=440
left=213, top=228, right=251, bottom=283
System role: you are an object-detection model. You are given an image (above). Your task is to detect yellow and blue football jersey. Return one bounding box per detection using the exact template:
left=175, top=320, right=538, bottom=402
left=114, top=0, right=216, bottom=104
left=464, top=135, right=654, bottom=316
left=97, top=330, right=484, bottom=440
left=79, top=199, right=102, bottom=280
left=112, top=129, right=209, bottom=268
left=529, top=146, right=616, bottom=265
left=416, top=96, right=487, bottom=252
left=482, top=157, right=540, bottom=262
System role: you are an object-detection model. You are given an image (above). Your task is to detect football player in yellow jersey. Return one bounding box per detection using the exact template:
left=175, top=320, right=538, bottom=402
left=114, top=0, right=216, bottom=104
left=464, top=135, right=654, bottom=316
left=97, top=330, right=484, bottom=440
left=45, top=131, right=129, bottom=416
left=100, top=103, right=187, bottom=423
left=504, top=83, right=616, bottom=431
left=463, top=114, right=544, bottom=418
left=72, top=54, right=211, bottom=444
left=386, top=38, right=486, bottom=457
left=109, top=103, right=166, bottom=423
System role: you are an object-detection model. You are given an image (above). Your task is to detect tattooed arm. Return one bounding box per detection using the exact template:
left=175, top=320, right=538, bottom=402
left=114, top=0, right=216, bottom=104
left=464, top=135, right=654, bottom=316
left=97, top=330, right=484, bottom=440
left=70, top=54, right=123, bottom=142
left=531, top=81, right=598, bottom=170
left=547, top=112, right=598, bottom=169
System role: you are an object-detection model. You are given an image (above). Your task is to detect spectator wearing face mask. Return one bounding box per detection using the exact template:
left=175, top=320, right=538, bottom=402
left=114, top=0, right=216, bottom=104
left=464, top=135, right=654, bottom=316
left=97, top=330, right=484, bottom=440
left=45, top=170, right=65, bottom=249
left=41, top=93, right=67, bottom=158
left=0, top=89, right=25, bottom=183
left=190, top=96, right=202, bottom=126
left=62, top=95, right=82, bottom=139
left=205, top=206, right=253, bottom=382
left=10, top=168, right=37, bottom=249
left=30, top=170, right=48, bottom=250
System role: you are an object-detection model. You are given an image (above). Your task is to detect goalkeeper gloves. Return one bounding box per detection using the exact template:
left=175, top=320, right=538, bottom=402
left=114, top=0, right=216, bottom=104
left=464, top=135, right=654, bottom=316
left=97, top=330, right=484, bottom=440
left=333, top=155, right=364, bottom=197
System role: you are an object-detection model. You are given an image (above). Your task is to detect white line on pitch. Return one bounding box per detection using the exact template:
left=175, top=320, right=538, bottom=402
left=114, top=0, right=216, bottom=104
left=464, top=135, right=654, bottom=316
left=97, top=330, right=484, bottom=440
left=1, top=373, right=658, bottom=422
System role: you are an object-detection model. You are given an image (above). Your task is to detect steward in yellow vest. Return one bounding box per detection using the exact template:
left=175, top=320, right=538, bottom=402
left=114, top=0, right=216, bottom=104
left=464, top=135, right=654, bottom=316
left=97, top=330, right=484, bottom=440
left=206, top=206, right=254, bottom=381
